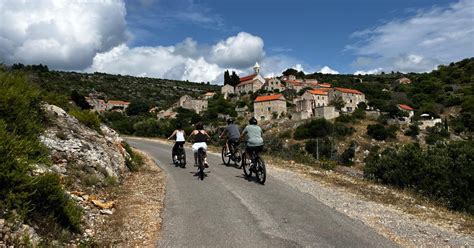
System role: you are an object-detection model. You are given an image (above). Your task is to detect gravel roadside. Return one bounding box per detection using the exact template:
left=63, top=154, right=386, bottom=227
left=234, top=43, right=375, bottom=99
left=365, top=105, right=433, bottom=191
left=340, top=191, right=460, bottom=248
left=265, top=158, right=474, bottom=247
left=93, top=148, right=166, bottom=247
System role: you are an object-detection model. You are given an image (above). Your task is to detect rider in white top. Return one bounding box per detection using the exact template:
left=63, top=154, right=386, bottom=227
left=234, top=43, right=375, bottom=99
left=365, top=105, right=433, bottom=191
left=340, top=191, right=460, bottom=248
left=167, top=123, right=186, bottom=162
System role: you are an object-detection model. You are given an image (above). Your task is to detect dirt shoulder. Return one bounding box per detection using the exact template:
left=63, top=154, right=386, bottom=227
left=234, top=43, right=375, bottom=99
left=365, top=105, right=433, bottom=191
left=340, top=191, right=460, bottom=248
left=93, top=148, right=166, bottom=247
left=265, top=157, right=474, bottom=247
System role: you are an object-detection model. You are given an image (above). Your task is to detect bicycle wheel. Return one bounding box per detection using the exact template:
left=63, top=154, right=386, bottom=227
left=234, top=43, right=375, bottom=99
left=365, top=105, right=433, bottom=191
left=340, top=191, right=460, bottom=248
left=180, top=149, right=186, bottom=168
left=242, top=152, right=252, bottom=177
left=198, top=149, right=205, bottom=180
left=221, top=146, right=230, bottom=166
left=234, top=146, right=242, bottom=168
left=255, top=157, right=266, bottom=185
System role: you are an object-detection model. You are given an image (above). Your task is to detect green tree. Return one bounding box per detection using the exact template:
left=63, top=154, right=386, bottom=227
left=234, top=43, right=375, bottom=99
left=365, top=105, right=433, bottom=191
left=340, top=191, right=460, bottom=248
left=71, top=90, right=91, bottom=110
left=329, top=95, right=345, bottom=110
left=224, top=70, right=231, bottom=85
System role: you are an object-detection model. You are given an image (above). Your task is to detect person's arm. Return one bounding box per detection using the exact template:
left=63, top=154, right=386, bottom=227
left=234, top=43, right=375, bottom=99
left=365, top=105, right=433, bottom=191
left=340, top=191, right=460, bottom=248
left=219, top=129, right=226, bottom=139
left=168, top=130, right=177, bottom=140
left=239, top=127, right=247, bottom=142
left=186, top=130, right=196, bottom=143
left=204, top=130, right=211, bottom=139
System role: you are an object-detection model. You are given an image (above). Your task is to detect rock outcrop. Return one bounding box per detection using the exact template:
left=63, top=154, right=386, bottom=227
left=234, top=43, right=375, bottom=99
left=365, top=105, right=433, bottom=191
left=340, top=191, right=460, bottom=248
left=39, top=104, right=128, bottom=184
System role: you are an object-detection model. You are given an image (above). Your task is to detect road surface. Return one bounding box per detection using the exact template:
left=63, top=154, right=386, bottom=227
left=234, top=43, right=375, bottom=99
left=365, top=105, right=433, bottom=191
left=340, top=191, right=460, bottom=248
left=126, top=137, right=398, bottom=248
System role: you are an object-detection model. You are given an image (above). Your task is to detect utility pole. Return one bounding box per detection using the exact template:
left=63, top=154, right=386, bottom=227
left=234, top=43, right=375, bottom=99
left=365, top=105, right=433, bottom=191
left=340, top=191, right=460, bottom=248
left=316, top=138, right=319, bottom=161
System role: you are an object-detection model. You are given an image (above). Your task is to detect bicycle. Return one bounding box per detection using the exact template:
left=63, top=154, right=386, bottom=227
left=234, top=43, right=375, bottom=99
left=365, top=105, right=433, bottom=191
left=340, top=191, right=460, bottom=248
left=172, top=143, right=186, bottom=168
left=221, top=140, right=242, bottom=167
left=196, top=147, right=206, bottom=180
left=241, top=147, right=266, bottom=185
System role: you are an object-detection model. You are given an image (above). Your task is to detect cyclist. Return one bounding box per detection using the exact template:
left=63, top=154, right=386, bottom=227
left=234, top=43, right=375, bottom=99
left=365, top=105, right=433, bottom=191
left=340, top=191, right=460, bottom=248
left=219, top=118, right=240, bottom=156
left=167, top=123, right=186, bottom=163
left=187, top=122, right=211, bottom=167
left=240, top=117, right=264, bottom=158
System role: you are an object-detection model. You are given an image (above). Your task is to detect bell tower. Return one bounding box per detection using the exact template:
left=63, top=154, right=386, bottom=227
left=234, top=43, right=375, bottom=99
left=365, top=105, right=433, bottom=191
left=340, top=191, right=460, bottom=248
left=253, top=62, right=261, bottom=75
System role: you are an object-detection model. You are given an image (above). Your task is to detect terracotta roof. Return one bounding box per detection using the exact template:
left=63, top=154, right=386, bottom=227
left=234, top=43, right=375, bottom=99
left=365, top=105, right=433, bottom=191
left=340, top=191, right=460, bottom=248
left=204, top=92, right=215, bottom=96
left=318, top=83, right=332, bottom=88
left=398, top=104, right=414, bottom=111
left=334, top=87, right=363, bottom=95
left=308, top=89, right=328, bottom=95
left=239, top=74, right=257, bottom=82
left=255, top=94, right=284, bottom=103
left=108, top=100, right=130, bottom=105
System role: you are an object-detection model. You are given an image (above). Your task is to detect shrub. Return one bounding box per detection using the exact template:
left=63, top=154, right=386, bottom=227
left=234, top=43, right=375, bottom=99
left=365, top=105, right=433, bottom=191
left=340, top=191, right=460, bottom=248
left=69, top=108, right=101, bottom=133
left=340, top=141, right=357, bottom=166
left=294, top=119, right=333, bottom=140
left=0, top=71, right=82, bottom=232
left=32, top=173, right=83, bottom=232
left=133, top=118, right=161, bottom=137
left=295, top=119, right=354, bottom=140
left=367, top=124, right=396, bottom=141
left=122, top=142, right=143, bottom=171
left=364, top=141, right=474, bottom=214
left=305, top=138, right=335, bottom=160
left=404, top=124, right=420, bottom=137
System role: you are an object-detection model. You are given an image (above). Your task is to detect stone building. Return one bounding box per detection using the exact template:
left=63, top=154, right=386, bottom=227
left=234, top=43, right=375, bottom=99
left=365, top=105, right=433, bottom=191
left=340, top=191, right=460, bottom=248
left=221, top=84, right=234, bottom=99
left=263, top=77, right=285, bottom=92
left=203, top=92, right=216, bottom=100
left=397, top=77, right=411, bottom=85
left=178, top=95, right=208, bottom=114
left=293, top=89, right=338, bottom=120
left=398, top=104, right=414, bottom=120
left=329, top=87, right=366, bottom=113
left=106, top=100, right=130, bottom=112
left=235, top=62, right=265, bottom=95
left=254, top=94, right=287, bottom=121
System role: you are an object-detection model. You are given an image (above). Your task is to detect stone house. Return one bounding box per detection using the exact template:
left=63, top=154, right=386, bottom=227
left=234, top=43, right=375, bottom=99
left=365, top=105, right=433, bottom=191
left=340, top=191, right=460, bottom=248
left=263, top=77, right=285, bottom=92
left=203, top=92, right=216, bottom=100
left=294, top=89, right=338, bottom=120
left=178, top=95, right=208, bottom=114
left=284, top=80, right=305, bottom=92
left=329, top=87, right=366, bottom=113
left=86, top=97, right=107, bottom=112
left=106, top=100, right=130, bottom=112
left=313, top=106, right=339, bottom=120
left=397, top=77, right=411, bottom=85
left=398, top=104, right=414, bottom=120
left=221, top=84, right=234, bottom=99
left=254, top=94, right=287, bottom=121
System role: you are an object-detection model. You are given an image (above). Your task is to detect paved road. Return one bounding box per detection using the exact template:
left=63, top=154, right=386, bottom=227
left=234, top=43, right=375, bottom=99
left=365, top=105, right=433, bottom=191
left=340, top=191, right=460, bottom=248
left=126, top=137, right=398, bottom=248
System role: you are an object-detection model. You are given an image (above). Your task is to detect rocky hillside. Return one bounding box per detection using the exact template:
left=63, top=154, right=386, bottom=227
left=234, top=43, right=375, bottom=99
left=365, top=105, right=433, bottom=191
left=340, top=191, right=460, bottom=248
left=0, top=67, right=145, bottom=246
left=1, top=103, right=138, bottom=246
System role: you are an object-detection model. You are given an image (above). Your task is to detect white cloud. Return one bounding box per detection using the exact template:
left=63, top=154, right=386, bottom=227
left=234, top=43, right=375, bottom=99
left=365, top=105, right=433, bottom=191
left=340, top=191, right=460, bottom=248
left=353, top=68, right=383, bottom=75
left=0, top=1, right=301, bottom=83
left=209, top=32, right=264, bottom=69
left=0, top=0, right=128, bottom=70
left=88, top=44, right=224, bottom=83
left=348, top=0, right=474, bottom=73
left=318, top=66, right=339, bottom=74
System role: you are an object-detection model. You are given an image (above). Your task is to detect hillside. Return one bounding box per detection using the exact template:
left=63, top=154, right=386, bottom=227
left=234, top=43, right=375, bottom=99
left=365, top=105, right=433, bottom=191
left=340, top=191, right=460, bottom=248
left=6, top=64, right=219, bottom=110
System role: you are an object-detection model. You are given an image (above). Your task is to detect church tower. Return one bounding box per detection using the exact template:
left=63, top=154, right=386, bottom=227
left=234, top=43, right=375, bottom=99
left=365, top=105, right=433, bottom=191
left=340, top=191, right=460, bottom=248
left=253, top=62, right=261, bottom=75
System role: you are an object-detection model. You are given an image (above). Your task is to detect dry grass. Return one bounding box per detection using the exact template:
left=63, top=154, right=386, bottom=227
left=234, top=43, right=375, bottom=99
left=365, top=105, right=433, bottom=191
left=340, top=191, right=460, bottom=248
left=93, top=148, right=166, bottom=247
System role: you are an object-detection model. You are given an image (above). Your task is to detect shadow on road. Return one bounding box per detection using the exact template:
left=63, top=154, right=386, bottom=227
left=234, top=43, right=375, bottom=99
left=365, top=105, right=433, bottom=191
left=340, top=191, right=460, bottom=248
left=235, top=174, right=262, bottom=185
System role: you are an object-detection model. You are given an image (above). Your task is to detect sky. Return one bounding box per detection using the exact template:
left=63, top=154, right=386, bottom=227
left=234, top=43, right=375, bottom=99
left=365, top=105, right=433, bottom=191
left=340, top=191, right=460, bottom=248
left=0, top=0, right=473, bottom=84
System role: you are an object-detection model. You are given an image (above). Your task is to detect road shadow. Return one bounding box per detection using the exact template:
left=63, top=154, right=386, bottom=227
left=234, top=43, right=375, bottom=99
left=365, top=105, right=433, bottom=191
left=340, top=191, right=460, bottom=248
left=235, top=174, right=262, bottom=185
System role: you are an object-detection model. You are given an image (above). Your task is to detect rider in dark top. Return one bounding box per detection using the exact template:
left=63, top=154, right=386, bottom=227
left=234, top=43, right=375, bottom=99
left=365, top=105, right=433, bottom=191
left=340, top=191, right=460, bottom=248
left=187, top=122, right=211, bottom=167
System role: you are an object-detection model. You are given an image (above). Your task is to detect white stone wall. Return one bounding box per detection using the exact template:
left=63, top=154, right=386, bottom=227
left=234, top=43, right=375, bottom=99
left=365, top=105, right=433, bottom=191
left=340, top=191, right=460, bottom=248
left=329, top=91, right=366, bottom=113
left=254, top=100, right=287, bottom=121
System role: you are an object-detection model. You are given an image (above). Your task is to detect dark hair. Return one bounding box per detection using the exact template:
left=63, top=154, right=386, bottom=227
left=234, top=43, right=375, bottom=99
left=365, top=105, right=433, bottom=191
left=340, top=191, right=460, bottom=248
left=176, top=122, right=182, bottom=129
left=227, top=118, right=234, bottom=124
left=196, top=122, right=204, bottom=130
left=249, top=117, right=257, bottom=125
